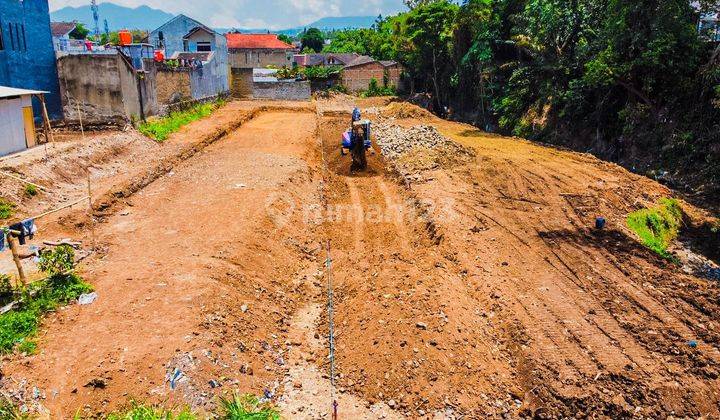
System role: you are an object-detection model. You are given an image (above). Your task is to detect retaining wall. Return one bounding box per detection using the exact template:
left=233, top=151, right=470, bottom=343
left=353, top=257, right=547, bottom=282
left=252, top=80, right=311, bottom=101
left=57, top=54, right=158, bottom=122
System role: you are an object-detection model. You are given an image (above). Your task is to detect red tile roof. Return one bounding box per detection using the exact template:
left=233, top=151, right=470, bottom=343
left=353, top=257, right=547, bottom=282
left=225, top=33, right=295, bottom=50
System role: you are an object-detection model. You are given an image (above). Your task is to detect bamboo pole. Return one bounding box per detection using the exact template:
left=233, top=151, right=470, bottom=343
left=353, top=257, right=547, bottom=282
left=39, top=94, right=55, bottom=148
left=77, top=101, right=85, bottom=141
left=86, top=169, right=96, bottom=251
left=7, top=235, right=27, bottom=288
left=0, top=171, right=52, bottom=193
left=29, top=196, right=89, bottom=221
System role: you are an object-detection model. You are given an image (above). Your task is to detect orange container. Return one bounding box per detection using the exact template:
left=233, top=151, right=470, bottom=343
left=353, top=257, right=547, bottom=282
left=118, top=30, right=132, bottom=46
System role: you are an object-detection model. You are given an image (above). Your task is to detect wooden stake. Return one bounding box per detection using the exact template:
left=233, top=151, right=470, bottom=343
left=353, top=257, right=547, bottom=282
left=77, top=101, right=85, bottom=141
left=40, top=94, right=55, bottom=149
left=7, top=235, right=27, bottom=288
left=0, top=171, right=52, bottom=193
left=86, top=169, right=96, bottom=251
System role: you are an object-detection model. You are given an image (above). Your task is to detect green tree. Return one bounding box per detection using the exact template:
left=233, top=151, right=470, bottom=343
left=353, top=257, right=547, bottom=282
left=301, top=28, right=325, bottom=53
left=277, top=34, right=293, bottom=45
left=69, top=22, right=90, bottom=40
left=405, top=0, right=459, bottom=109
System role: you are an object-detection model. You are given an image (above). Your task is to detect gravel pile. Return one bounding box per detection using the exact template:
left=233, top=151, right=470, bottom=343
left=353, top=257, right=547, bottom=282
left=373, top=123, right=475, bottom=179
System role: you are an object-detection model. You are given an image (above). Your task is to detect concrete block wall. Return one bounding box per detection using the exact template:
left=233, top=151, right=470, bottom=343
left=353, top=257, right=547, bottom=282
left=157, top=69, right=192, bottom=104
left=229, top=49, right=293, bottom=69
left=253, top=80, right=311, bottom=101
left=57, top=53, right=158, bottom=122
left=230, top=68, right=253, bottom=98
left=190, top=55, right=229, bottom=99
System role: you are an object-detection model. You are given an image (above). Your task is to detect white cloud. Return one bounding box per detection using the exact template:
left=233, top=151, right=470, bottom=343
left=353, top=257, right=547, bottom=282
left=49, top=0, right=406, bottom=28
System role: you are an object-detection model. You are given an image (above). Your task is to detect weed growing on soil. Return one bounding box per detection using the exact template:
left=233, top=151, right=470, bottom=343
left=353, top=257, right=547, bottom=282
left=24, top=184, right=38, bottom=197
left=218, top=393, right=280, bottom=419
left=138, top=100, right=224, bottom=142
left=0, top=397, right=28, bottom=419
left=627, top=198, right=683, bottom=259
left=0, top=246, right=92, bottom=353
left=104, top=394, right=277, bottom=420
left=0, top=198, right=15, bottom=219
left=106, top=402, right=196, bottom=420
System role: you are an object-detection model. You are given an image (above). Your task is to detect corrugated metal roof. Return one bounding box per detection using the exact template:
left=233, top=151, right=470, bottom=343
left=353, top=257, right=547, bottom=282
left=226, top=33, right=294, bottom=50
left=0, top=86, right=48, bottom=99
left=51, top=21, right=76, bottom=37
left=344, top=55, right=375, bottom=68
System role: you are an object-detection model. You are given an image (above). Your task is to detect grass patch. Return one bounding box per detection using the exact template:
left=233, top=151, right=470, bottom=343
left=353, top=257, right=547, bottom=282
left=107, top=402, right=197, bottom=420
left=24, top=184, right=38, bottom=197
left=627, top=198, right=683, bottom=260
left=138, top=100, right=224, bottom=142
left=104, top=394, right=277, bottom=420
left=0, top=246, right=92, bottom=354
left=0, top=397, right=29, bottom=419
left=219, top=393, right=280, bottom=420
left=0, top=198, right=15, bottom=219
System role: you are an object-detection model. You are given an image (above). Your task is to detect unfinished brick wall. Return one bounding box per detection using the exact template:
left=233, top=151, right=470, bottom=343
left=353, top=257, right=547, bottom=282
left=228, top=49, right=293, bottom=69
left=342, top=62, right=402, bottom=92
left=156, top=70, right=192, bottom=105
left=253, top=80, right=311, bottom=100
left=230, top=68, right=253, bottom=98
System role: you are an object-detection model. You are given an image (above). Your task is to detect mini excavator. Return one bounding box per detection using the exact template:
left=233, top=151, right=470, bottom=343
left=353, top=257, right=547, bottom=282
left=341, top=107, right=372, bottom=171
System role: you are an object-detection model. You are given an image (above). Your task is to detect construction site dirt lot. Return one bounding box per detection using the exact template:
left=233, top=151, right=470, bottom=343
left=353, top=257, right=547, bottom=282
left=1, top=97, right=719, bottom=418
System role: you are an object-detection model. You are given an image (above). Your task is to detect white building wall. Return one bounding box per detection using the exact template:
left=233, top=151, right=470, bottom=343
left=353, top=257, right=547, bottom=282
left=0, top=97, right=29, bottom=156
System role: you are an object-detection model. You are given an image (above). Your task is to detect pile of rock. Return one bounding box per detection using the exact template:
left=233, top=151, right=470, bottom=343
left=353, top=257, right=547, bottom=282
left=373, top=123, right=475, bottom=179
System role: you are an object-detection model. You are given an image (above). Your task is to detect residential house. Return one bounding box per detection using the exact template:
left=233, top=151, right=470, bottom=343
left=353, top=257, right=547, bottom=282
left=148, top=14, right=227, bottom=59
left=225, top=33, right=295, bottom=97
left=0, top=0, right=62, bottom=118
left=294, top=53, right=360, bottom=67
left=226, top=33, right=295, bottom=68
left=0, top=86, right=43, bottom=156
left=51, top=21, right=75, bottom=52
left=342, top=56, right=403, bottom=92
left=148, top=15, right=229, bottom=103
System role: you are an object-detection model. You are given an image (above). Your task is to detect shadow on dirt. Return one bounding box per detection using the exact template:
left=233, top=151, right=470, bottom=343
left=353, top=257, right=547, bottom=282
left=681, top=220, right=720, bottom=264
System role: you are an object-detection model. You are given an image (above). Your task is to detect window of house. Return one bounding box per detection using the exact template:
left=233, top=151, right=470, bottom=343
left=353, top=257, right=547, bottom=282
left=196, top=42, right=211, bottom=52
left=14, top=23, right=20, bottom=51
left=0, top=21, right=4, bottom=50
left=158, top=31, right=165, bottom=49
left=20, top=24, right=26, bottom=51
left=8, top=23, right=15, bottom=50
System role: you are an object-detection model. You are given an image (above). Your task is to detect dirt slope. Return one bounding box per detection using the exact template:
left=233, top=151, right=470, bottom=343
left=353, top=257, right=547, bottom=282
left=309, top=102, right=719, bottom=417
left=1, top=109, right=323, bottom=416
left=1, top=98, right=718, bottom=418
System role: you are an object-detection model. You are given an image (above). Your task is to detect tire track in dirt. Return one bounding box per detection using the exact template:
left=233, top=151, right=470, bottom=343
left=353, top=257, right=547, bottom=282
left=315, top=114, right=520, bottom=417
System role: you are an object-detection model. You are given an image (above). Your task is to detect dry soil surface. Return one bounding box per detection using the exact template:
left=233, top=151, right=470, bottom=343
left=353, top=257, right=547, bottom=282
left=1, top=98, right=719, bottom=418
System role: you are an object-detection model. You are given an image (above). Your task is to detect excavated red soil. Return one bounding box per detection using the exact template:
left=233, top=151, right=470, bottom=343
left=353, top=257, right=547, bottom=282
left=1, top=99, right=719, bottom=418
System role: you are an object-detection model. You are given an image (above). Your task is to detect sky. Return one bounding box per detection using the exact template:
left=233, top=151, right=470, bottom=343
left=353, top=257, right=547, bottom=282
left=48, top=0, right=408, bottom=29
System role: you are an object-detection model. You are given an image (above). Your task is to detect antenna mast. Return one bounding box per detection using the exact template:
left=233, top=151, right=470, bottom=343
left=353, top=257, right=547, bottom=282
left=91, top=0, right=100, bottom=40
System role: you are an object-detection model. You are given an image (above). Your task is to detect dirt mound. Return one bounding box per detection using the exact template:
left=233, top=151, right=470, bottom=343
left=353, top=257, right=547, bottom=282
left=373, top=123, right=475, bottom=179
left=381, top=102, right=434, bottom=120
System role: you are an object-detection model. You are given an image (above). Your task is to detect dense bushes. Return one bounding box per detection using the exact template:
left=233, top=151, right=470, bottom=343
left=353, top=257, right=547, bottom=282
left=0, top=246, right=92, bottom=354
left=329, top=0, right=720, bottom=193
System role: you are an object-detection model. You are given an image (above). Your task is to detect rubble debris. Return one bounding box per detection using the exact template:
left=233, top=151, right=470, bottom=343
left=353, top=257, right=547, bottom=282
left=78, top=293, right=98, bottom=305
left=373, top=123, right=475, bottom=179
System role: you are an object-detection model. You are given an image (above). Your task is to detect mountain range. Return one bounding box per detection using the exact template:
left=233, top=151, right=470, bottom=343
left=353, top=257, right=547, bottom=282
left=50, top=3, right=377, bottom=34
